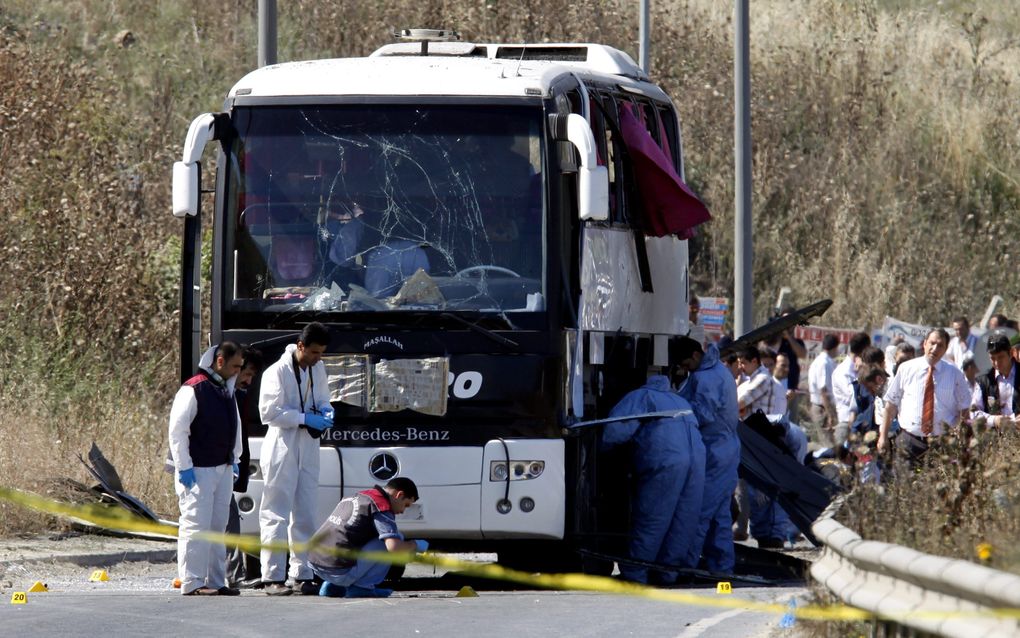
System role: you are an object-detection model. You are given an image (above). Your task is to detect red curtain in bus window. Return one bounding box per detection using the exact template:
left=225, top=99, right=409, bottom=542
left=618, top=106, right=710, bottom=239
left=654, top=109, right=674, bottom=163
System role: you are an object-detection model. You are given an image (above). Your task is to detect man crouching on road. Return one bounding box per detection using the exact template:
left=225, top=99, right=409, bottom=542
left=309, top=477, right=428, bottom=598
left=169, top=342, right=244, bottom=596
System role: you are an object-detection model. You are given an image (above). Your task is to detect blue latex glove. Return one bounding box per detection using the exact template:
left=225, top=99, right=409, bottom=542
left=414, top=539, right=429, bottom=553
left=304, top=412, right=331, bottom=431
left=232, top=464, right=240, bottom=480
left=322, top=407, right=335, bottom=425
left=178, top=468, right=196, bottom=490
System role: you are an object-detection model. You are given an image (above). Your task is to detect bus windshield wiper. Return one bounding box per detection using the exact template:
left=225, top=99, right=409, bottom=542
left=440, top=313, right=519, bottom=348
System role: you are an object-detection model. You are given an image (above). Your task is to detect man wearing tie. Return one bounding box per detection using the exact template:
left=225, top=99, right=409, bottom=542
left=878, top=328, right=971, bottom=465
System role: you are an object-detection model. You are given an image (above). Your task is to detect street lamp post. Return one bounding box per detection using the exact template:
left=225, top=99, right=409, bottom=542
left=639, top=0, right=650, bottom=72
left=258, top=0, right=278, bottom=68
left=733, top=0, right=753, bottom=337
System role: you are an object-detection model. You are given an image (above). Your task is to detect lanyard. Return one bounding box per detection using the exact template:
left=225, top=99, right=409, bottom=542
left=292, top=354, right=316, bottom=413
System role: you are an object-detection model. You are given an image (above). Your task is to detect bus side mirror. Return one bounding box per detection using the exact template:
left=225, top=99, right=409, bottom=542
left=172, top=113, right=222, bottom=218
left=550, top=113, right=609, bottom=221
left=172, top=161, right=198, bottom=217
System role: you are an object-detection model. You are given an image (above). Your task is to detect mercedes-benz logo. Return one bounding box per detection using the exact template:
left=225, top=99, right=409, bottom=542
left=369, top=452, right=399, bottom=481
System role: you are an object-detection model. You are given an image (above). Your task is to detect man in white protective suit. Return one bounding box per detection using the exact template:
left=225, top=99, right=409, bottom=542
left=258, top=322, right=334, bottom=595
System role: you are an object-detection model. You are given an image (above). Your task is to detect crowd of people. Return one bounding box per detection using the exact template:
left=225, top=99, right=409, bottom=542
left=601, top=308, right=1020, bottom=583
left=166, top=323, right=426, bottom=597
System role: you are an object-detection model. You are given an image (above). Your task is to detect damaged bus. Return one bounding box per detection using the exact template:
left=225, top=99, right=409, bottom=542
left=171, top=31, right=710, bottom=572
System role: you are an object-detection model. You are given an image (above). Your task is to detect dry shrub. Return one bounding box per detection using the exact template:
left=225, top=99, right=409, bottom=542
left=842, top=425, right=1020, bottom=571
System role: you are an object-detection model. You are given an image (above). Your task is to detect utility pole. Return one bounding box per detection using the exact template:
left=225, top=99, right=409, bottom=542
left=639, top=0, right=650, bottom=72
left=258, top=0, right=278, bottom=68
left=733, top=0, right=753, bottom=337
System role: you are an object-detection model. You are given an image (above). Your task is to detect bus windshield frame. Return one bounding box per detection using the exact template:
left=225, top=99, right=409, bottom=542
left=221, top=102, right=548, bottom=321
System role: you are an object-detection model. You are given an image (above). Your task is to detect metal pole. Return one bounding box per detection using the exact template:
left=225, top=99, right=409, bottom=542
left=639, top=0, right=650, bottom=72
left=258, top=0, right=278, bottom=67
left=734, top=0, right=753, bottom=337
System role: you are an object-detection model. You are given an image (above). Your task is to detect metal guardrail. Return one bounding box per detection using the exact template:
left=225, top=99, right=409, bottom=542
left=810, top=511, right=1020, bottom=637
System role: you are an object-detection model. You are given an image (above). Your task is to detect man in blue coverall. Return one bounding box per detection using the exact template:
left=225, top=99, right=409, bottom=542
left=601, top=368, right=706, bottom=584
left=674, top=336, right=741, bottom=573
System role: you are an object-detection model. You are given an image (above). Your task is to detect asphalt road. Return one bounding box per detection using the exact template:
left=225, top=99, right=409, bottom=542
left=0, top=554, right=807, bottom=637
left=0, top=539, right=813, bottom=638
left=0, top=585, right=805, bottom=638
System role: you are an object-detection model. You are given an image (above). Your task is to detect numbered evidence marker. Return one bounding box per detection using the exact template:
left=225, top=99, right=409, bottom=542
left=10, top=592, right=27, bottom=604
left=716, top=581, right=732, bottom=594
left=89, top=569, right=109, bottom=582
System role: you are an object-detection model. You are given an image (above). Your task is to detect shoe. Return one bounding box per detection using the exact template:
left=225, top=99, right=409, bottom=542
left=319, top=582, right=347, bottom=598
left=217, top=586, right=241, bottom=596
left=344, top=585, right=393, bottom=598
left=296, top=580, right=320, bottom=596
left=733, top=530, right=749, bottom=542
left=756, top=537, right=785, bottom=549
left=261, top=581, right=293, bottom=596
left=232, top=578, right=262, bottom=590
left=182, top=586, right=219, bottom=596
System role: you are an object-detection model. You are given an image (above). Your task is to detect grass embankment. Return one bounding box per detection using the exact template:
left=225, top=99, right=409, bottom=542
left=0, top=1, right=1018, bottom=539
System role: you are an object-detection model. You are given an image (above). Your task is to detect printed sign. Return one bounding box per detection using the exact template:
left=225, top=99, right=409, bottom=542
left=793, top=325, right=863, bottom=359
left=880, top=316, right=934, bottom=349
left=697, top=296, right=728, bottom=336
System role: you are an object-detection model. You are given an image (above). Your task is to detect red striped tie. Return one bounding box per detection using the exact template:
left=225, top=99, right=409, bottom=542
left=921, top=365, right=935, bottom=436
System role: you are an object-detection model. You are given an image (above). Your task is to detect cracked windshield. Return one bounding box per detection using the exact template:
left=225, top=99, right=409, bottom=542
left=227, top=104, right=545, bottom=314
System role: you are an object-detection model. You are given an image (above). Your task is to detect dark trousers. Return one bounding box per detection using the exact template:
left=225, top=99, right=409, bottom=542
left=895, top=430, right=929, bottom=468
left=226, top=496, right=260, bottom=585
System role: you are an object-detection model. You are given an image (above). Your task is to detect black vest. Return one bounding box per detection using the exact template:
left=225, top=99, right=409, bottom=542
left=185, top=371, right=238, bottom=467
left=977, top=364, right=1020, bottom=415
left=309, top=486, right=393, bottom=569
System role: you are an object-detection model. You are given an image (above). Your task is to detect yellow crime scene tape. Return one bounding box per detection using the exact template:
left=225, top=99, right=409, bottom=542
left=2, top=485, right=1016, bottom=624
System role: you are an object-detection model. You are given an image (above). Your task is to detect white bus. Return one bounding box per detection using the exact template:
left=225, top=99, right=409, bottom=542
left=172, top=31, right=708, bottom=572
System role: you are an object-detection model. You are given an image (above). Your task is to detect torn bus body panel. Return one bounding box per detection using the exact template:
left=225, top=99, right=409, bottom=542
left=737, top=413, right=842, bottom=546
left=70, top=443, right=177, bottom=539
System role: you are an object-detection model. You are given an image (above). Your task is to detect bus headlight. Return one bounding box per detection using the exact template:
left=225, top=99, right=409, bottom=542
left=490, top=460, right=545, bottom=481
left=491, top=462, right=509, bottom=481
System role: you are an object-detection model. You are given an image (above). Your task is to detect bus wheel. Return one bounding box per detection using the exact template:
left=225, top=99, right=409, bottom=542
left=578, top=553, right=614, bottom=577
left=382, top=563, right=405, bottom=584
left=497, top=541, right=585, bottom=574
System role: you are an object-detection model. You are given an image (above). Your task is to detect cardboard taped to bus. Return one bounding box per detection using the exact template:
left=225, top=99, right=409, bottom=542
left=323, top=355, right=449, bottom=416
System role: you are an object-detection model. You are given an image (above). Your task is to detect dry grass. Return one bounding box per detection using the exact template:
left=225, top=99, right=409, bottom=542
left=0, top=0, right=1018, bottom=537
left=841, top=425, right=1020, bottom=570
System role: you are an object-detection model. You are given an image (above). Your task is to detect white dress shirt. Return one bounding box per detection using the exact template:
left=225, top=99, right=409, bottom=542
left=807, top=351, right=836, bottom=406
left=772, top=376, right=789, bottom=415
left=831, top=356, right=857, bottom=423
left=945, top=334, right=978, bottom=369
left=884, top=357, right=971, bottom=437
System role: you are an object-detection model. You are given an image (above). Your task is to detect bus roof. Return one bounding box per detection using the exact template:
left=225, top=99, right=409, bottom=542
left=227, top=43, right=669, bottom=101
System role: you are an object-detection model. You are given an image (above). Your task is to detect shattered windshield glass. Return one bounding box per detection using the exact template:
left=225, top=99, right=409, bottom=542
left=225, top=104, right=545, bottom=314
